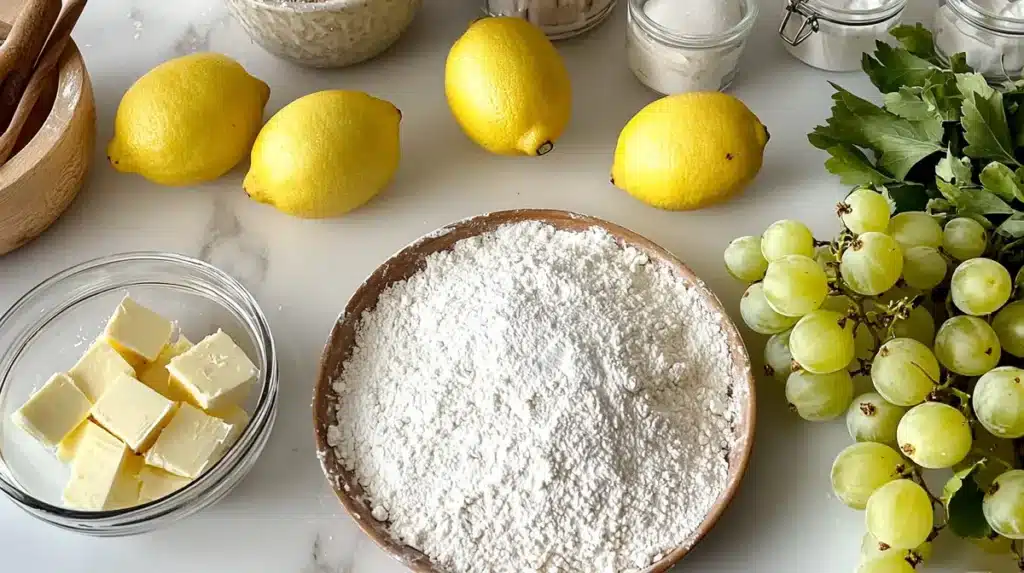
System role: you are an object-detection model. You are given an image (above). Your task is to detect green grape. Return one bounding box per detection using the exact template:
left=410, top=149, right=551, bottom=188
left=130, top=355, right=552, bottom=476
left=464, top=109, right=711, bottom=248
left=761, top=219, right=814, bottom=262
left=951, top=258, right=1011, bottom=316
left=831, top=442, right=906, bottom=509
left=841, top=232, right=904, bottom=296
left=846, top=392, right=907, bottom=445
left=942, top=217, right=988, bottom=261
left=855, top=555, right=915, bottom=573
left=785, top=369, right=854, bottom=421
left=813, top=244, right=837, bottom=278
left=841, top=188, right=891, bottom=234
left=789, top=310, right=856, bottom=373
left=900, top=246, right=947, bottom=290
left=764, top=330, right=794, bottom=381
left=739, top=283, right=798, bottom=335
left=762, top=255, right=828, bottom=317
left=821, top=294, right=855, bottom=314
left=724, top=235, right=769, bottom=282
left=887, top=211, right=943, bottom=250
left=851, top=323, right=875, bottom=373
left=973, top=366, right=1024, bottom=439
left=896, top=402, right=972, bottom=469
left=865, top=479, right=934, bottom=550
left=983, top=470, right=1024, bottom=540
left=888, top=305, right=935, bottom=347
left=934, top=315, right=1001, bottom=376
left=870, top=338, right=940, bottom=407
left=860, top=533, right=931, bottom=565
left=992, top=300, right=1024, bottom=358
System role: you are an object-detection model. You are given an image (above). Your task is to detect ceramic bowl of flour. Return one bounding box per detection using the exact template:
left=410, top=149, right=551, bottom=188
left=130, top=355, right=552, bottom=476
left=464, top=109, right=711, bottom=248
left=313, top=209, right=755, bottom=573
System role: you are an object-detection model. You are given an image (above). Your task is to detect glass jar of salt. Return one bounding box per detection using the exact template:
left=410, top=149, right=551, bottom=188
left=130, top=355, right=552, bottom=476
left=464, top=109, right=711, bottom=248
left=778, top=0, right=907, bottom=72
left=626, top=0, right=758, bottom=94
left=486, top=0, right=618, bottom=40
left=935, top=0, right=1024, bottom=80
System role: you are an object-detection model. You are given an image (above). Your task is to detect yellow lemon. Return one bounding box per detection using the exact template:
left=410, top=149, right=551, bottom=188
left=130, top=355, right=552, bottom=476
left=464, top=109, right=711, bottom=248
left=445, top=17, right=571, bottom=156
left=611, top=92, right=769, bottom=211
left=243, top=90, right=401, bottom=219
left=108, top=52, right=269, bottom=186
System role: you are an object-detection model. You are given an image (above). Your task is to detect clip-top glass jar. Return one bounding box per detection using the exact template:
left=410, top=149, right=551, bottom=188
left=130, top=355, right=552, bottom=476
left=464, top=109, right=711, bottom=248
left=626, top=0, right=758, bottom=94
left=935, top=0, right=1024, bottom=80
left=779, top=0, right=907, bottom=71
left=486, top=0, right=618, bottom=40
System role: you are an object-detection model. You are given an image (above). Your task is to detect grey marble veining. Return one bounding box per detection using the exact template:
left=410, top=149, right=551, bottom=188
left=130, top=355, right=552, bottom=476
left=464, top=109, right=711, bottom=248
left=198, top=194, right=269, bottom=291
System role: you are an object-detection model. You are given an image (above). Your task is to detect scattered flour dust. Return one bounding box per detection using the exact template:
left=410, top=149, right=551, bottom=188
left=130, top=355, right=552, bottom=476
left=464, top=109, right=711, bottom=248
left=327, top=221, right=742, bottom=573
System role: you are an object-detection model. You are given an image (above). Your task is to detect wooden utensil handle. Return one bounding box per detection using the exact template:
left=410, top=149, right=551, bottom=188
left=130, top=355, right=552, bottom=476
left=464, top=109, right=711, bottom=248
left=0, top=0, right=61, bottom=130
left=0, top=0, right=88, bottom=165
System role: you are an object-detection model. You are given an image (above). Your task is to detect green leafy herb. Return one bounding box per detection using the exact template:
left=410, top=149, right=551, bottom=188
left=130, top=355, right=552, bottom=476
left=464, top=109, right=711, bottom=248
left=942, top=461, right=993, bottom=539
left=811, top=23, right=1024, bottom=230
left=962, top=91, right=1020, bottom=166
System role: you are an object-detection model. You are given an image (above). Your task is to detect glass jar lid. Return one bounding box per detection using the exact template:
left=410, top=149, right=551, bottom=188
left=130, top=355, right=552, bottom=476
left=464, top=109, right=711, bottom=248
left=629, top=0, right=759, bottom=49
left=779, top=0, right=907, bottom=46
left=948, top=0, right=1024, bottom=35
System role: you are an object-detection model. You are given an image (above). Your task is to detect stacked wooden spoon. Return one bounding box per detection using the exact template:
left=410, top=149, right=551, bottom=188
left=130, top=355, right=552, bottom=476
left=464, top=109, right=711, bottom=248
left=0, top=0, right=86, bottom=165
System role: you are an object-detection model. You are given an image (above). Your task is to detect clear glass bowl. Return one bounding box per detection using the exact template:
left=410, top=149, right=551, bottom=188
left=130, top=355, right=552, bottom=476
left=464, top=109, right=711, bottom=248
left=0, top=252, right=278, bottom=536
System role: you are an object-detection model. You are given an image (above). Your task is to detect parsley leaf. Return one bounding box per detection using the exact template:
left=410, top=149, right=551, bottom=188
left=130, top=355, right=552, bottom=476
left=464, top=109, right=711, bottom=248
left=979, top=161, right=1024, bottom=202
left=862, top=41, right=940, bottom=94
left=889, top=24, right=941, bottom=64
left=821, top=145, right=896, bottom=186
left=884, top=87, right=942, bottom=122
left=962, top=90, right=1021, bottom=166
left=936, top=150, right=973, bottom=185
left=815, top=84, right=945, bottom=180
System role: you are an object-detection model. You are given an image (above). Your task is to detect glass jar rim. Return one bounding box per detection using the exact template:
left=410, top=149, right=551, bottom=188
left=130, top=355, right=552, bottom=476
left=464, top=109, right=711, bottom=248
left=796, top=0, right=906, bottom=25
left=947, top=0, right=1024, bottom=35
left=628, top=0, right=759, bottom=49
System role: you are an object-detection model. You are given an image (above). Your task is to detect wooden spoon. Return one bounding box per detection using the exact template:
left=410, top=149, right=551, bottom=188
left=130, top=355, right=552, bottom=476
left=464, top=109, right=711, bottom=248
left=0, top=0, right=88, bottom=165
left=0, top=0, right=61, bottom=131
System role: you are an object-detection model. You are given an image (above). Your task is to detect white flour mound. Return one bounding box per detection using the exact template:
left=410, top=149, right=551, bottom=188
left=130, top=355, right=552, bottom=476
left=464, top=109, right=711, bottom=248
left=328, top=221, right=741, bottom=573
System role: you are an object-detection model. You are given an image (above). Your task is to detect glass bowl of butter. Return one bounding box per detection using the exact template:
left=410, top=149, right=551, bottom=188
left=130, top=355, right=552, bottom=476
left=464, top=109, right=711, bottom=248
left=0, top=252, right=278, bottom=535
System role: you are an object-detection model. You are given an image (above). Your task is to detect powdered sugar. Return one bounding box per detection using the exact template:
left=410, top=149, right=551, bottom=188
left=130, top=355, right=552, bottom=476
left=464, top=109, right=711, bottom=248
left=328, top=221, right=743, bottom=573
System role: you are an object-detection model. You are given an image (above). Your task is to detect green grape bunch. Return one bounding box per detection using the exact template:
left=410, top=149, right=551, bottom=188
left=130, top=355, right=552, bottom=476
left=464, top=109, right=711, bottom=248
left=724, top=188, right=1024, bottom=571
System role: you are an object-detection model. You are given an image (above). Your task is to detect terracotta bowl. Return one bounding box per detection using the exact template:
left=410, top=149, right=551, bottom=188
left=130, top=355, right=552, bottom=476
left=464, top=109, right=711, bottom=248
left=0, top=23, right=95, bottom=256
left=313, top=209, right=756, bottom=572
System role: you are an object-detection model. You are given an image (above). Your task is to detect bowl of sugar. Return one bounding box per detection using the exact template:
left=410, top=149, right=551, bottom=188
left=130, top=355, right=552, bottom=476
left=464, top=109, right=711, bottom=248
left=314, top=209, right=755, bottom=572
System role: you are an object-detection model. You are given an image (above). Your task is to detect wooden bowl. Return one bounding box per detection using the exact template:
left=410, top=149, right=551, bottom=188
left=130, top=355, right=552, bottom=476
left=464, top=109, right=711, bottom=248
left=0, top=23, right=95, bottom=256
left=313, top=209, right=756, bottom=573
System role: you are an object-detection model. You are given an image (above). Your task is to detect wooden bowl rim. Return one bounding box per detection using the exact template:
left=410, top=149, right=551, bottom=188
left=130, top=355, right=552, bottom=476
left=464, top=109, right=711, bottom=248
left=313, top=209, right=757, bottom=573
left=0, top=23, right=90, bottom=192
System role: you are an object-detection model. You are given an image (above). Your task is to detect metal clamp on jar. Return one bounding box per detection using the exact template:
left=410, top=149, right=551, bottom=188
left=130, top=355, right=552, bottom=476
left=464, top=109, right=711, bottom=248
left=779, top=0, right=907, bottom=72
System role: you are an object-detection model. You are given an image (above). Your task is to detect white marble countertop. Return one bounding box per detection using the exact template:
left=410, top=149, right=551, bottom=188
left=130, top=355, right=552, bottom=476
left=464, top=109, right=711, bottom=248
left=0, top=0, right=1014, bottom=571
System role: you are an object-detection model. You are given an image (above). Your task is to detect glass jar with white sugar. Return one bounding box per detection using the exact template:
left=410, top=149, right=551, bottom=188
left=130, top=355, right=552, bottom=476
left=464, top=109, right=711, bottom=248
left=935, top=0, right=1024, bottom=80
left=626, top=0, right=758, bottom=94
left=779, top=0, right=907, bottom=72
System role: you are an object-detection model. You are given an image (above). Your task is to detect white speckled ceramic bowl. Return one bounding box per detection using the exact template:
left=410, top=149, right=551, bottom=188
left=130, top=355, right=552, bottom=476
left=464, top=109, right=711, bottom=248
left=226, top=0, right=422, bottom=68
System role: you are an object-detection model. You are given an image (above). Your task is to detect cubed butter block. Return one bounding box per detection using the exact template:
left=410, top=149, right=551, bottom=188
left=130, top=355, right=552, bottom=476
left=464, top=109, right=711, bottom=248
left=103, top=296, right=173, bottom=365
left=210, top=403, right=250, bottom=429
left=138, top=465, right=191, bottom=503
left=108, top=455, right=144, bottom=510
left=144, top=403, right=236, bottom=479
left=62, top=422, right=131, bottom=510
left=167, top=330, right=257, bottom=412
left=56, top=420, right=88, bottom=462
left=91, top=373, right=176, bottom=452
left=11, top=373, right=92, bottom=449
left=138, top=336, right=192, bottom=401
left=68, top=339, right=135, bottom=401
